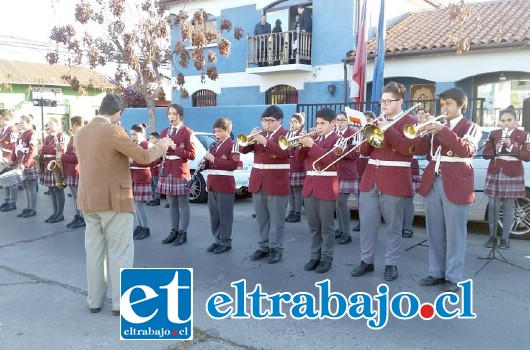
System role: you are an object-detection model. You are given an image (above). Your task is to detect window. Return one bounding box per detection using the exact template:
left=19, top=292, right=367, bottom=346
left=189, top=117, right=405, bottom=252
left=265, top=84, right=298, bottom=104
left=192, top=89, right=217, bottom=107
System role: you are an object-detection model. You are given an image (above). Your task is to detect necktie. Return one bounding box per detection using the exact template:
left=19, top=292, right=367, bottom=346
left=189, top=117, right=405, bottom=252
left=171, top=127, right=176, bottom=137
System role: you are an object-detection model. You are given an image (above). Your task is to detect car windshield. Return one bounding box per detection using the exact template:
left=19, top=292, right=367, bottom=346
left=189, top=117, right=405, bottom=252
left=195, top=134, right=217, bottom=150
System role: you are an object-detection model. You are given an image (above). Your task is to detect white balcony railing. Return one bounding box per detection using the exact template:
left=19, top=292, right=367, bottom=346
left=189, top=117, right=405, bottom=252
left=247, top=29, right=312, bottom=68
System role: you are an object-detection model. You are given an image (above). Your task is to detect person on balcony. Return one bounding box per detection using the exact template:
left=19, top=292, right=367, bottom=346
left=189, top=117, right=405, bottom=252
left=272, top=19, right=283, bottom=65
left=254, top=15, right=271, bottom=67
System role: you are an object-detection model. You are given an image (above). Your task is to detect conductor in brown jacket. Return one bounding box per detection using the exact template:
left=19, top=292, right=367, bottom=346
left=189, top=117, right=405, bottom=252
left=74, top=94, right=173, bottom=316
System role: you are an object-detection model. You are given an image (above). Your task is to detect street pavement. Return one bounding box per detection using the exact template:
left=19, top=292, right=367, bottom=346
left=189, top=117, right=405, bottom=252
left=1, top=191, right=530, bottom=350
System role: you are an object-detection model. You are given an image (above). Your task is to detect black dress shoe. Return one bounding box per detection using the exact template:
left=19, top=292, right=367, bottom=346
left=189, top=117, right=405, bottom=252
left=1, top=202, right=16, bottom=212
left=286, top=212, right=301, bottom=223
left=338, top=233, right=352, bottom=244
left=112, top=309, right=120, bottom=316
left=249, top=249, right=270, bottom=260
left=351, top=261, right=374, bottom=276
left=134, top=227, right=151, bottom=240
left=18, top=209, right=30, bottom=217
left=132, top=226, right=142, bottom=238
left=352, top=223, right=361, bottom=232
left=150, top=199, right=160, bottom=206
left=206, top=243, right=220, bottom=252
left=172, top=230, right=187, bottom=246
left=444, top=282, right=459, bottom=293
left=213, top=245, right=231, bottom=254
left=89, top=307, right=101, bottom=313
left=70, top=217, right=86, bottom=228
left=334, top=228, right=342, bottom=239
left=165, top=203, right=170, bottom=208
left=384, top=265, right=398, bottom=281
left=420, top=276, right=446, bottom=286
left=49, top=214, right=64, bottom=223
left=315, top=261, right=332, bottom=273
left=304, top=259, right=320, bottom=271
left=45, top=214, right=56, bottom=223
left=21, top=209, right=37, bottom=218
left=285, top=211, right=294, bottom=222
left=66, top=215, right=80, bottom=228
left=402, top=229, right=413, bottom=238
left=162, top=230, right=179, bottom=244
left=0, top=202, right=8, bottom=211
left=268, top=250, right=282, bottom=264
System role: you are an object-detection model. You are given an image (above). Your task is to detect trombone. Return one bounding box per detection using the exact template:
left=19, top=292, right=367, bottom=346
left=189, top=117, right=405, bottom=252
left=312, top=103, right=421, bottom=172
left=236, top=129, right=263, bottom=147
left=278, top=131, right=319, bottom=150
left=403, top=113, right=446, bottom=139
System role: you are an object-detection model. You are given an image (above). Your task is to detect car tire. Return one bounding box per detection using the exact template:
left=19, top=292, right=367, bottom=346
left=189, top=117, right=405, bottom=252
left=498, top=188, right=530, bottom=238
left=188, top=172, right=208, bottom=203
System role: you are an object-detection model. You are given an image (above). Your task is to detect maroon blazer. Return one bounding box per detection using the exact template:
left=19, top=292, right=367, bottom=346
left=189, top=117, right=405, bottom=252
left=240, top=126, right=290, bottom=195
left=61, top=136, right=78, bottom=177
left=359, top=114, right=416, bottom=196
left=337, top=125, right=359, bottom=181
left=160, top=125, right=196, bottom=179
left=289, top=128, right=307, bottom=173
left=130, top=140, right=152, bottom=184
left=0, top=126, right=16, bottom=162
left=205, top=138, right=239, bottom=193
left=296, top=132, right=341, bottom=201
left=413, top=118, right=480, bottom=204
left=483, top=128, right=530, bottom=177
left=12, top=129, right=37, bottom=168
left=150, top=157, right=162, bottom=177
left=41, top=132, right=67, bottom=170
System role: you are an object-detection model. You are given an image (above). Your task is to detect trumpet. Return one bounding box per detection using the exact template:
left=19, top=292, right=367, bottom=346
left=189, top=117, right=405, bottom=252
left=236, top=129, right=263, bottom=147
left=278, top=131, right=319, bottom=150
left=403, top=114, right=447, bottom=139
left=312, top=103, right=421, bottom=172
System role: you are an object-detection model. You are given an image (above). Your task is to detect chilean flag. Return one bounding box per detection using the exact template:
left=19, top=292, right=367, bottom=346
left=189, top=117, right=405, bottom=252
left=351, top=0, right=367, bottom=105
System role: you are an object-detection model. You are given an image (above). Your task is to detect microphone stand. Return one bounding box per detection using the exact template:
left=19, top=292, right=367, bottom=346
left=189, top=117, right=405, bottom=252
left=475, top=132, right=530, bottom=275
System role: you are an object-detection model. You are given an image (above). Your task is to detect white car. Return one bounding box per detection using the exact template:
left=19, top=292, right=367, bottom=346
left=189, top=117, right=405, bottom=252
left=350, top=127, right=530, bottom=238
left=187, top=132, right=253, bottom=203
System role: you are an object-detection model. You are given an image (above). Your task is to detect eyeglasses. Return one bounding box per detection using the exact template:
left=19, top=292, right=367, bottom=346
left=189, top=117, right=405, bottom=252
left=379, top=99, right=399, bottom=106
left=261, top=118, right=276, bottom=124
left=336, top=119, right=348, bottom=123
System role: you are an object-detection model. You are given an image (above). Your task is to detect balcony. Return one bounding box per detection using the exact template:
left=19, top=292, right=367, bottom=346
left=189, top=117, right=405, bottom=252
left=246, top=29, right=313, bottom=75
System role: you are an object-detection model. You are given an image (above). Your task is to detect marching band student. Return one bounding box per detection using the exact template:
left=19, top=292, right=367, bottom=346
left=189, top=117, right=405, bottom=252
left=62, top=116, right=87, bottom=228
left=147, top=132, right=161, bottom=206
left=41, top=117, right=69, bottom=223
left=10, top=115, right=38, bottom=218
left=402, top=111, right=420, bottom=238
left=414, top=87, right=481, bottom=293
left=159, top=104, right=196, bottom=246
left=296, top=108, right=343, bottom=273
left=351, top=82, right=416, bottom=282
left=352, top=111, right=376, bottom=233
left=285, top=112, right=307, bottom=223
left=483, top=105, right=530, bottom=249
left=130, top=124, right=153, bottom=240
left=240, top=105, right=290, bottom=264
left=334, top=111, right=360, bottom=245
left=204, top=118, right=240, bottom=254
left=0, top=109, right=18, bottom=212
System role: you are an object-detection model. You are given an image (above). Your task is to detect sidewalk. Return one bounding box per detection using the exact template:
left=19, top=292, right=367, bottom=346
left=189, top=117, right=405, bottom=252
left=1, top=190, right=530, bottom=349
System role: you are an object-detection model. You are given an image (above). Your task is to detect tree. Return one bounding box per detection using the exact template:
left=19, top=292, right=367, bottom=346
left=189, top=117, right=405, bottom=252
left=47, top=0, right=243, bottom=131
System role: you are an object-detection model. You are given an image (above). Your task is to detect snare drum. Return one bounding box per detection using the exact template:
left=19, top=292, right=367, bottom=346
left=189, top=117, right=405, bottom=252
left=0, top=169, right=26, bottom=187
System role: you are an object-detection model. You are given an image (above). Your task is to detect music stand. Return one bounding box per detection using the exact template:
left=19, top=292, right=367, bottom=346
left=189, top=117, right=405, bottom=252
left=475, top=134, right=530, bottom=275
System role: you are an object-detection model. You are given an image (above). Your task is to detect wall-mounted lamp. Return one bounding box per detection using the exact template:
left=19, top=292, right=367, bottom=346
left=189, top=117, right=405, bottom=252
left=499, top=73, right=507, bottom=81
left=328, top=84, right=336, bottom=97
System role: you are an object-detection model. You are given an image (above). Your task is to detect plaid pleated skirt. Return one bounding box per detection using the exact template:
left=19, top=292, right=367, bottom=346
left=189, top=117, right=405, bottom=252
left=339, top=178, right=359, bottom=194
left=23, top=167, right=38, bottom=181
left=40, top=168, right=58, bottom=187
left=484, top=172, right=525, bottom=198
left=133, top=182, right=152, bottom=202
left=157, top=175, right=190, bottom=196
left=290, top=171, right=306, bottom=187
left=65, top=175, right=79, bottom=187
